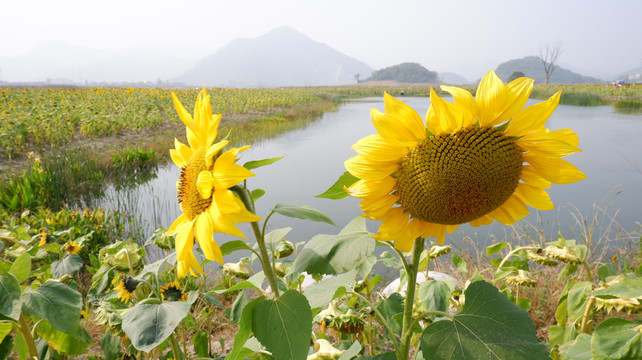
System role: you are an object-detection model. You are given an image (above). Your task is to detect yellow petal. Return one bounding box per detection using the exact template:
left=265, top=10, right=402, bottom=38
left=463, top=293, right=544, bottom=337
left=207, top=114, right=222, bottom=148
left=212, top=159, right=255, bottom=189
left=186, top=125, right=202, bottom=150
left=167, top=213, right=188, bottom=236
left=520, top=165, right=551, bottom=189
left=170, top=149, right=186, bottom=168
left=493, top=77, right=534, bottom=125
left=428, top=88, right=464, bottom=133
left=476, top=71, right=505, bottom=127
left=208, top=202, right=247, bottom=239
left=352, top=134, right=407, bottom=162
left=441, top=85, right=476, bottom=128
left=469, top=215, right=493, bottom=227
left=194, top=214, right=223, bottom=263
left=345, top=155, right=398, bottom=181
left=516, top=135, right=582, bottom=158
left=347, top=178, right=397, bottom=199
left=500, top=195, right=530, bottom=222
left=504, top=91, right=561, bottom=137
left=175, top=219, right=196, bottom=260
left=196, top=171, right=213, bottom=199
left=359, top=194, right=398, bottom=219
left=549, top=128, right=579, bottom=147
left=172, top=93, right=195, bottom=129
left=214, top=189, right=262, bottom=223
left=205, top=140, right=229, bottom=168
left=487, top=206, right=515, bottom=226
left=524, top=154, right=587, bottom=184
left=371, top=108, right=420, bottom=147
left=383, top=92, right=426, bottom=140
left=515, top=183, right=554, bottom=210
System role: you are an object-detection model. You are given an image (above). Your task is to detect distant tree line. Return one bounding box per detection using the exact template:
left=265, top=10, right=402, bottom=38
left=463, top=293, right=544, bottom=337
left=367, top=62, right=438, bottom=83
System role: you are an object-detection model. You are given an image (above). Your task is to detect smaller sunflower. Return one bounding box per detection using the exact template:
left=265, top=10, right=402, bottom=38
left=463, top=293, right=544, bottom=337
left=160, top=281, right=188, bottom=302
left=114, top=276, right=140, bottom=303
left=38, top=232, right=48, bottom=248
left=63, top=241, right=83, bottom=255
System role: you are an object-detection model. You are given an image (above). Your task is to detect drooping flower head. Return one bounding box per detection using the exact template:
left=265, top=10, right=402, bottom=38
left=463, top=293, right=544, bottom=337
left=167, top=89, right=261, bottom=278
left=114, top=276, right=139, bottom=303
left=63, top=241, right=82, bottom=255
left=160, top=280, right=188, bottom=302
left=345, top=71, right=586, bottom=251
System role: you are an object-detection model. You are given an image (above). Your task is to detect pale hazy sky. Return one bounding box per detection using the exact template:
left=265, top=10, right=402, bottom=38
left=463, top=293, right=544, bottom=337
left=1, top=0, right=641, bottom=80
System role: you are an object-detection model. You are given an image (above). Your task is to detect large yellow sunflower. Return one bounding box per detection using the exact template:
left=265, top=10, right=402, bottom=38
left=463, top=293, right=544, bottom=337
left=167, top=90, right=261, bottom=277
left=345, top=71, right=586, bottom=252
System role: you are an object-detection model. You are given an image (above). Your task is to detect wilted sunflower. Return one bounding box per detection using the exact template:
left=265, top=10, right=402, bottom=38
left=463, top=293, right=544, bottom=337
left=114, top=276, right=139, bottom=303
left=345, top=71, right=586, bottom=251
left=160, top=281, right=188, bottom=302
left=167, top=90, right=262, bottom=277
left=63, top=241, right=83, bottom=255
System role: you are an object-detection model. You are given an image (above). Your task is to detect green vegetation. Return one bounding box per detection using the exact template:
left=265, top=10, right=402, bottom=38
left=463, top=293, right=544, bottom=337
left=366, top=62, right=438, bottom=83
left=614, top=99, right=642, bottom=113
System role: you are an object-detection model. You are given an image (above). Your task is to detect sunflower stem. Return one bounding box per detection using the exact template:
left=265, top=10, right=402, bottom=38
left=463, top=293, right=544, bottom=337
left=397, top=237, right=424, bottom=360
left=231, top=185, right=280, bottom=297
left=169, top=333, right=184, bottom=360
left=18, top=314, right=39, bottom=360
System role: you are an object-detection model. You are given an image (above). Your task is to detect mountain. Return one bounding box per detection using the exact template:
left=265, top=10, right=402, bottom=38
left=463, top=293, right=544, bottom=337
left=612, top=65, right=642, bottom=83
left=494, top=56, right=603, bottom=84
left=366, top=62, right=438, bottom=83
left=0, top=41, right=195, bottom=83
left=438, top=72, right=470, bottom=85
left=174, top=26, right=373, bottom=88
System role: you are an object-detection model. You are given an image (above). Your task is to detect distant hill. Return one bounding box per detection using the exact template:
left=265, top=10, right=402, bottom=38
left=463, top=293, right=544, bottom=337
left=175, top=26, right=373, bottom=88
left=612, top=65, right=642, bottom=84
left=495, top=56, right=604, bottom=84
left=366, top=62, right=438, bottom=83
left=438, top=72, right=470, bottom=85
left=0, top=41, right=195, bottom=83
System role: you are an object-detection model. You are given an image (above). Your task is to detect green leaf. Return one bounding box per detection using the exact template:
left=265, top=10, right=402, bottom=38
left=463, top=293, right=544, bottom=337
left=50, top=254, right=84, bottom=278
left=9, top=253, right=31, bottom=284
left=592, top=318, right=642, bottom=360
left=0, top=273, right=22, bottom=321
left=421, top=280, right=548, bottom=360
left=316, top=171, right=359, bottom=200
left=229, top=290, right=252, bottom=323
left=376, top=293, right=404, bottom=336
left=35, top=320, right=92, bottom=355
left=357, top=351, right=397, bottom=359
left=121, top=294, right=196, bottom=352
left=566, top=281, right=591, bottom=322
left=251, top=188, right=266, bottom=202
left=135, top=253, right=175, bottom=280
left=212, top=272, right=265, bottom=294
left=293, top=217, right=375, bottom=275
left=379, top=251, right=403, bottom=270
left=252, top=290, right=312, bottom=360
left=100, top=331, right=122, bottom=360
left=244, top=156, right=285, bottom=170
left=451, top=253, right=468, bottom=273
left=192, top=331, right=209, bottom=358
left=486, top=242, right=510, bottom=256
left=226, top=296, right=264, bottom=360
left=304, top=270, right=356, bottom=309
left=22, top=280, right=82, bottom=335
left=339, top=341, right=362, bottom=360
left=417, top=280, right=451, bottom=321
left=0, top=322, right=12, bottom=343
left=588, top=276, right=642, bottom=299
left=559, top=333, right=592, bottom=360
left=272, top=203, right=336, bottom=226
left=220, top=240, right=253, bottom=257
left=0, top=331, right=13, bottom=360
left=264, top=227, right=292, bottom=256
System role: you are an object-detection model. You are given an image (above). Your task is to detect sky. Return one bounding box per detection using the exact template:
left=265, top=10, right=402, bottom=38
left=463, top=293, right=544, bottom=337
left=1, top=0, right=641, bottom=81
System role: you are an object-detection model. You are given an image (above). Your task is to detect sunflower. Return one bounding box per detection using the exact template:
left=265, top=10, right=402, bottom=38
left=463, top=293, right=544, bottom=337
left=167, top=90, right=262, bottom=278
left=63, top=241, right=83, bottom=255
left=160, top=280, right=188, bottom=302
left=114, top=276, right=139, bottom=303
left=345, top=71, right=586, bottom=251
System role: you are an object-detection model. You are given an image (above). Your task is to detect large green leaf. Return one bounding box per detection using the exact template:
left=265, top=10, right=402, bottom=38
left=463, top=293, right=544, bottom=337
left=226, top=296, right=264, bottom=360
left=0, top=331, right=13, bottom=360
left=22, top=280, right=81, bottom=335
left=35, top=320, right=92, bottom=355
left=588, top=276, right=642, bottom=299
left=9, top=253, right=31, bottom=284
left=0, top=273, right=22, bottom=321
left=339, top=341, right=362, bottom=360
left=212, top=272, right=266, bottom=294
left=100, top=331, right=122, bottom=360
left=0, top=322, right=12, bottom=343
left=264, top=227, right=292, bottom=257
left=316, top=171, right=359, bottom=200
left=294, top=217, right=375, bottom=275
left=559, top=333, right=592, bottom=360
left=417, top=280, right=451, bottom=321
left=376, top=293, right=404, bottom=337
left=272, top=204, right=336, bottom=226
left=50, top=254, right=84, bottom=278
left=421, top=280, right=548, bottom=360
left=592, top=318, right=642, bottom=360
left=252, top=290, right=312, bottom=360
left=303, top=270, right=356, bottom=309
left=566, top=281, right=592, bottom=322
left=121, top=294, right=196, bottom=352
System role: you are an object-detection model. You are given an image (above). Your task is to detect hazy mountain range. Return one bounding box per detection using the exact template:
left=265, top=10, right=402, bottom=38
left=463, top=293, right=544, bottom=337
left=1, top=27, right=639, bottom=86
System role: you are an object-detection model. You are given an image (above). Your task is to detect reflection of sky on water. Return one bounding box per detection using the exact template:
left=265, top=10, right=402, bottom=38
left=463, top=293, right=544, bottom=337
left=97, top=97, right=642, bottom=265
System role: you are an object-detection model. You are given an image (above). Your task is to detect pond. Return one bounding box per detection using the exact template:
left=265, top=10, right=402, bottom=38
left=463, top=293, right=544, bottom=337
left=96, top=97, right=642, bottom=261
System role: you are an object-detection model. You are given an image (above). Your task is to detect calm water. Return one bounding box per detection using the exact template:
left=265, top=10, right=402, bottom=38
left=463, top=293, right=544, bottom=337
left=97, top=97, right=642, bottom=259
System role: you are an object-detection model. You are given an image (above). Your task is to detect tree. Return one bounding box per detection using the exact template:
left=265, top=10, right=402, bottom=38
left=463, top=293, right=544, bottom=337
left=539, top=41, right=563, bottom=85
left=507, top=71, right=526, bottom=83
left=354, top=74, right=360, bottom=83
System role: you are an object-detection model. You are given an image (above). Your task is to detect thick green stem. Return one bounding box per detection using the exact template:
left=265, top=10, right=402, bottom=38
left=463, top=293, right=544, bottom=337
left=169, top=333, right=183, bottom=360
left=580, top=296, right=596, bottom=333
left=18, top=314, right=39, bottom=360
left=397, top=237, right=424, bottom=360
left=352, top=291, right=399, bottom=351
left=582, top=260, right=594, bottom=283
left=231, top=185, right=280, bottom=297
